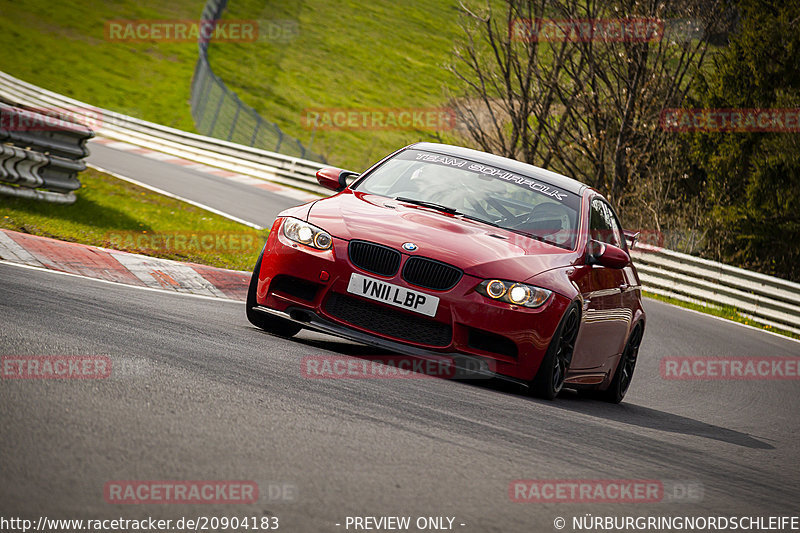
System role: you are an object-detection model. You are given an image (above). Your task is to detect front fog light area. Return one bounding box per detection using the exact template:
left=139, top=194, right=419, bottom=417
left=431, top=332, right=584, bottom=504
left=283, top=217, right=333, bottom=250
left=476, top=279, right=552, bottom=308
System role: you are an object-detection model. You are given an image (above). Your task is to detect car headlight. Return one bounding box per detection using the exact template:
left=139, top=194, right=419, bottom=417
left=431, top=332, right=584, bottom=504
left=476, top=279, right=552, bottom=308
left=282, top=217, right=333, bottom=250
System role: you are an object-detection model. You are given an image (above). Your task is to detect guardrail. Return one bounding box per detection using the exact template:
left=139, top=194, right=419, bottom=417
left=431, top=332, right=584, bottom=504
left=0, top=70, right=797, bottom=336
left=0, top=71, right=329, bottom=196
left=632, top=244, right=800, bottom=335
left=0, top=102, right=93, bottom=203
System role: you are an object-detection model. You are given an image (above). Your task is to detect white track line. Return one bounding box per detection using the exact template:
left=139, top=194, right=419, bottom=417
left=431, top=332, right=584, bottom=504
left=643, top=296, right=800, bottom=346
left=88, top=164, right=264, bottom=230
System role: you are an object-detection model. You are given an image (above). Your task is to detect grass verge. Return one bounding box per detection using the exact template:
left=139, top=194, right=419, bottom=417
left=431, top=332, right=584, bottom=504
left=0, top=168, right=266, bottom=272
left=643, top=290, right=799, bottom=340
left=0, top=0, right=204, bottom=131
left=0, top=0, right=466, bottom=170
left=210, top=0, right=465, bottom=170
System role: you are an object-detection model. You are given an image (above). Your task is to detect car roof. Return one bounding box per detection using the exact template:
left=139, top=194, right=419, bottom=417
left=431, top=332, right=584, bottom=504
left=408, top=142, right=587, bottom=196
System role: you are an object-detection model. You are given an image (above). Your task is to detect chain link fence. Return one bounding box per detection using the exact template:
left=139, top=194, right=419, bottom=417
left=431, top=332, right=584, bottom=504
left=190, top=0, right=325, bottom=162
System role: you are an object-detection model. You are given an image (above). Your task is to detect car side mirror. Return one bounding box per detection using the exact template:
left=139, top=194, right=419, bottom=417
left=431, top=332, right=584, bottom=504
left=623, top=230, right=640, bottom=249
left=316, top=167, right=360, bottom=192
left=587, top=240, right=630, bottom=269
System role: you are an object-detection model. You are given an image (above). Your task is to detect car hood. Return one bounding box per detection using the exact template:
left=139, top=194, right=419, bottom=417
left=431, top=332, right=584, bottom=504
left=306, top=190, right=578, bottom=281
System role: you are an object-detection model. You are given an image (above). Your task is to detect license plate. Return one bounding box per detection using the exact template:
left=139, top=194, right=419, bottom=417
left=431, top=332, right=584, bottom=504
left=347, top=273, right=439, bottom=317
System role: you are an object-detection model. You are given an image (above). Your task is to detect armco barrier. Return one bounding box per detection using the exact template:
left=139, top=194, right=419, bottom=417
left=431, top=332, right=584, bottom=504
left=0, top=71, right=329, bottom=196
left=632, top=244, right=800, bottom=335
left=0, top=70, right=796, bottom=335
left=0, top=102, right=93, bottom=203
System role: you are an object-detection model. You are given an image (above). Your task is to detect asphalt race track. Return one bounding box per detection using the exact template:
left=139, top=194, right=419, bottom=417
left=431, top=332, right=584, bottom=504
left=1, top=262, right=799, bottom=530
left=87, top=141, right=300, bottom=227
left=2, top=146, right=800, bottom=531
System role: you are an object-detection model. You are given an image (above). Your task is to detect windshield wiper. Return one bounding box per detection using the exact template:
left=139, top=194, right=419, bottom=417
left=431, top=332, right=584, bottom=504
left=395, top=197, right=458, bottom=214
left=395, top=197, right=505, bottom=229
left=462, top=214, right=549, bottom=244
left=394, top=197, right=548, bottom=242
left=458, top=213, right=502, bottom=228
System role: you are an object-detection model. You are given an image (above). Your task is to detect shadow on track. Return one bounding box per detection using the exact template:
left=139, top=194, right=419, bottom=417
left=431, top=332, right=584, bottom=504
left=548, top=390, right=774, bottom=450
left=252, top=326, right=773, bottom=451
left=466, top=376, right=774, bottom=450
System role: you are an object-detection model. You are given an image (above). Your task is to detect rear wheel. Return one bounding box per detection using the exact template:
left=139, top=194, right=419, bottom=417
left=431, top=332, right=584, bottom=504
left=598, top=325, right=643, bottom=404
left=246, top=252, right=302, bottom=338
left=530, top=303, right=580, bottom=400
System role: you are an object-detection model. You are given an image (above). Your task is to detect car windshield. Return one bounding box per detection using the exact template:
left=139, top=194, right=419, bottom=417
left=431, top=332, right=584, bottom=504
left=354, top=149, right=581, bottom=249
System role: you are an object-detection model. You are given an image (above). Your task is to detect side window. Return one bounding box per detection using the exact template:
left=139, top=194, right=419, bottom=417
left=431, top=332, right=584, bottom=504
left=590, top=199, right=612, bottom=244
left=604, top=202, right=625, bottom=250
left=589, top=198, right=623, bottom=248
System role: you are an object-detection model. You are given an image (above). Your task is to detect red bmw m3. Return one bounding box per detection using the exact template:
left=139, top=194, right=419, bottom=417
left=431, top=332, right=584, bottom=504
left=246, top=143, right=645, bottom=402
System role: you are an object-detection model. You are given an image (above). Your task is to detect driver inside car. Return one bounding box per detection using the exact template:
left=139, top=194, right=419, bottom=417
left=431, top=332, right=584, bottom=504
left=405, top=165, right=474, bottom=212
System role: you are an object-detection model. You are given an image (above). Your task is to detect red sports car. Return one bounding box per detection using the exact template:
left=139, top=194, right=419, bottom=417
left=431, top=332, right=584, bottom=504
left=247, top=142, right=645, bottom=402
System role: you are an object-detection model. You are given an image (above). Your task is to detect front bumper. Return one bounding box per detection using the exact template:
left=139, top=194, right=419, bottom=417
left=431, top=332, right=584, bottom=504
left=251, top=304, right=512, bottom=384
left=256, top=220, right=570, bottom=382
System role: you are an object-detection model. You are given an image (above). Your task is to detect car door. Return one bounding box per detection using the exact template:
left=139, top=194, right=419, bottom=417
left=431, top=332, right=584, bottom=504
left=570, top=198, right=630, bottom=371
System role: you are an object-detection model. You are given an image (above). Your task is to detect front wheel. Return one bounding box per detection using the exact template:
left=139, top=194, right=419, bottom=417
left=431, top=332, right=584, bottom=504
left=529, top=303, right=580, bottom=400
left=246, top=252, right=302, bottom=338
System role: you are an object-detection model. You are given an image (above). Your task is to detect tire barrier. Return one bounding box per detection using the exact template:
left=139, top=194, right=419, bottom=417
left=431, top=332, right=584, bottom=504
left=0, top=71, right=328, bottom=196
left=0, top=102, right=94, bottom=204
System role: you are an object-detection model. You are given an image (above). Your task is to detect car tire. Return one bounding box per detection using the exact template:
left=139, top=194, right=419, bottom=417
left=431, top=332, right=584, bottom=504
left=529, top=303, right=580, bottom=400
left=598, top=324, right=643, bottom=404
left=246, top=251, right=303, bottom=338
